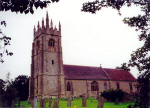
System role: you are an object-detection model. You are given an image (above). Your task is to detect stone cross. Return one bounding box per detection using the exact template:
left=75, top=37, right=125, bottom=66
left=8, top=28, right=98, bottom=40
left=97, top=96, right=104, bottom=108
left=34, top=96, right=37, bottom=108
left=82, top=96, right=86, bottom=107
left=114, top=98, right=119, bottom=105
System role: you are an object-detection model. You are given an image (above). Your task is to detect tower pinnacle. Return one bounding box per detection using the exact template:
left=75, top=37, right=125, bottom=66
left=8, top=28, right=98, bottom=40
left=46, top=11, right=49, bottom=28
left=50, top=19, right=53, bottom=28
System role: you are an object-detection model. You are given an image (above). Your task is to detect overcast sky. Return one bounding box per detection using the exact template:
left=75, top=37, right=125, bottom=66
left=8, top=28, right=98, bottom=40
left=0, top=0, right=144, bottom=80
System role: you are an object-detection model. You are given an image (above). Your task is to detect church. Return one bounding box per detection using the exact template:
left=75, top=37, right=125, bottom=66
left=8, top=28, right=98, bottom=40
left=28, top=12, right=137, bottom=100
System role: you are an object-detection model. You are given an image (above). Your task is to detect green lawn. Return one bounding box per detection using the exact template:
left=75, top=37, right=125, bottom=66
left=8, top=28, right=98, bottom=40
left=16, top=97, right=135, bottom=108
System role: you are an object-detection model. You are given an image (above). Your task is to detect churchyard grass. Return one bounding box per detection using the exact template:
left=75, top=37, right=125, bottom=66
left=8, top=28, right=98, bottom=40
left=16, top=97, right=135, bottom=108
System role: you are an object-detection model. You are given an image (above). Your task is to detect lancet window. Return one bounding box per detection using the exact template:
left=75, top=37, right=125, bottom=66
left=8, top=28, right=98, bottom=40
left=49, top=39, right=55, bottom=47
left=104, top=82, right=107, bottom=90
left=67, top=81, right=71, bottom=91
left=91, top=81, right=99, bottom=91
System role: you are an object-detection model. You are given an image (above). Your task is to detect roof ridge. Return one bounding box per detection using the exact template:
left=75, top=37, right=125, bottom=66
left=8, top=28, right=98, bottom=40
left=63, top=64, right=100, bottom=68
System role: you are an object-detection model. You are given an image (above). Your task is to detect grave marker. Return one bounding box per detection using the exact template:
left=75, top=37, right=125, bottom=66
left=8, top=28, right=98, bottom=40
left=48, top=99, right=52, bottom=107
left=82, top=96, right=86, bottom=107
left=114, top=98, right=119, bottom=105
left=97, top=96, right=104, bottom=108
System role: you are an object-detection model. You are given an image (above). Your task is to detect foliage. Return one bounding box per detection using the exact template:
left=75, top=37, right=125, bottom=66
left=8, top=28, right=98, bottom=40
left=0, top=0, right=60, bottom=63
left=13, top=75, right=29, bottom=101
left=81, top=0, right=150, bottom=107
left=0, top=73, right=29, bottom=107
left=101, top=89, right=125, bottom=102
left=0, top=21, right=13, bottom=63
left=1, top=0, right=59, bottom=14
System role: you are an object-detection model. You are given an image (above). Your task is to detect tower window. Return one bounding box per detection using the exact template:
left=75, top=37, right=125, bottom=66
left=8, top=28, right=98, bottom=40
left=67, top=81, right=71, bottom=91
left=104, top=82, right=107, bottom=90
left=129, top=83, right=132, bottom=91
left=49, top=39, right=55, bottom=47
left=116, top=82, right=120, bottom=89
left=52, top=60, right=54, bottom=64
left=37, top=41, right=40, bottom=48
left=91, top=81, right=98, bottom=91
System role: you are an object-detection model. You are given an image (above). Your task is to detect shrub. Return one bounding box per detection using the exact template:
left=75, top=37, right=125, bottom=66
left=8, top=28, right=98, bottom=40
left=101, top=89, right=125, bottom=102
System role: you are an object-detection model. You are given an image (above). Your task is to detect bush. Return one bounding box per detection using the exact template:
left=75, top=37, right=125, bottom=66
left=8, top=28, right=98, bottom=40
left=101, top=89, right=125, bottom=102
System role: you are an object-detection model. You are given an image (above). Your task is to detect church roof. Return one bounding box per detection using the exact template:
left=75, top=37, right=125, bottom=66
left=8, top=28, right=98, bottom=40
left=63, top=65, right=136, bottom=81
left=103, top=68, right=136, bottom=81
left=63, top=65, right=110, bottom=80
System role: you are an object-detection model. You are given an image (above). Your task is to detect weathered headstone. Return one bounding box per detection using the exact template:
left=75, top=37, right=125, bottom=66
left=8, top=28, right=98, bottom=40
left=40, top=99, right=46, bottom=108
left=30, top=100, right=34, bottom=108
left=67, top=97, right=71, bottom=107
left=114, top=98, right=119, bottom=105
left=18, top=101, right=20, bottom=107
left=28, top=100, right=31, bottom=104
left=97, top=96, right=104, bottom=108
left=82, top=96, right=86, bottom=107
left=53, top=99, right=59, bottom=108
left=48, top=99, right=52, bottom=107
left=11, top=100, right=15, bottom=107
left=34, top=96, right=37, bottom=108
left=129, top=95, right=134, bottom=102
left=21, top=105, right=25, bottom=108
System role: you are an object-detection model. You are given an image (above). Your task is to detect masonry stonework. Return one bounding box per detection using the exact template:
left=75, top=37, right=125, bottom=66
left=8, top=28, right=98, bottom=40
left=29, top=12, right=137, bottom=100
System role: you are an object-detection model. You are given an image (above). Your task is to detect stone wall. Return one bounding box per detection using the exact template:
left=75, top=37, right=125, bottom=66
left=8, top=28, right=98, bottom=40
left=65, top=79, right=137, bottom=97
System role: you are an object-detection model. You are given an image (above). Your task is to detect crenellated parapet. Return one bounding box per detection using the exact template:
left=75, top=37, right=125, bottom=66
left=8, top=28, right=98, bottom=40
left=33, top=12, right=61, bottom=40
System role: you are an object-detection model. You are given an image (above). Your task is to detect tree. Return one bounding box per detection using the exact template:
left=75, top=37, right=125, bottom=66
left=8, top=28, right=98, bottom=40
left=0, top=21, right=13, bottom=63
left=81, top=0, right=150, bottom=107
left=0, top=72, right=18, bottom=107
left=13, top=75, right=29, bottom=101
left=0, top=0, right=60, bottom=63
left=0, top=79, right=6, bottom=107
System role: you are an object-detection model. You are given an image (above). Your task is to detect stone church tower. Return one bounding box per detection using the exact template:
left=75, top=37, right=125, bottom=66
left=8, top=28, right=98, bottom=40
left=29, top=12, right=65, bottom=100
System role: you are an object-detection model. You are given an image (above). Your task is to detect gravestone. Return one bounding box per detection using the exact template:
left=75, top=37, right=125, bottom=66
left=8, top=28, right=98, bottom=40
left=122, top=94, right=128, bottom=102
left=11, top=100, right=15, bottom=107
left=114, top=98, right=119, bottom=105
left=67, top=97, right=71, bottom=107
left=18, top=101, right=20, bottom=107
left=129, top=95, right=134, bottom=102
left=53, top=99, right=59, bottom=108
left=40, top=99, right=46, bottom=108
left=28, top=100, right=31, bottom=104
left=97, top=96, right=104, bottom=108
left=21, top=105, right=25, bottom=108
left=30, top=100, right=34, bottom=108
left=82, top=96, right=86, bottom=107
left=48, top=99, right=52, bottom=107
left=34, top=96, right=37, bottom=108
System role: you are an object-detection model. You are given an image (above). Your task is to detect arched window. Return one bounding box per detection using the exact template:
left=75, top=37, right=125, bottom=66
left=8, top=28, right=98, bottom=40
left=104, top=82, right=107, bottom=90
left=49, top=39, right=55, bottom=47
left=116, top=82, right=120, bottom=89
left=67, top=81, right=71, bottom=91
left=91, top=81, right=98, bottom=91
left=37, top=41, right=40, bottom=48
left=129, top=82, right=132, bottom=91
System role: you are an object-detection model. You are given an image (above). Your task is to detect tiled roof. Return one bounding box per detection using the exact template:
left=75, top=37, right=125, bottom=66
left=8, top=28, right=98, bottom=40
left=103, top=68, right=136, bottom=81
left=63, top=65, right=136, bottom=81
left=63, top=65, right=110, bottom=80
